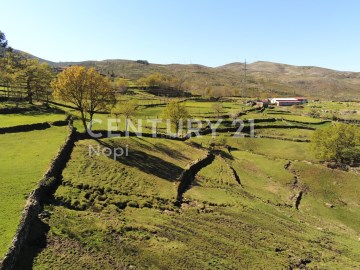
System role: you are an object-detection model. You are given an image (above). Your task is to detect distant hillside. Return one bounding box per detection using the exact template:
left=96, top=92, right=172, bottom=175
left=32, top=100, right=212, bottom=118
left=218, top=61, right=360, bottom=99
left=15, top=50, right=57, bottom=66
left=25, top=51, right=360, bottom=100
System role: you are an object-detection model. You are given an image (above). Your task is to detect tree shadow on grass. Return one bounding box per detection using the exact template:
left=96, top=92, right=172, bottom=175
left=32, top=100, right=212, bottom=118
left=153, top=143, right=189, bottom=161
left=133, top=137, right=189, bottom=162
left=17, top=105, right=65, bottom=116
left=97, top=139, right=184, bottom=181
left=124, top=137, right=187, bottom=160
left=1, top=103, right=66, bottom=115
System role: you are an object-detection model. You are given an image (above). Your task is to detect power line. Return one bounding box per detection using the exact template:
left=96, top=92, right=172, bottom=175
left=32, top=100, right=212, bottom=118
left=242, top=59, right=248, bottom=97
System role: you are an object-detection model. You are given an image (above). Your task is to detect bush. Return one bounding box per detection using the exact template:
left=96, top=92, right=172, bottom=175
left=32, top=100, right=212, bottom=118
left=309, top=108, right=320, bottom=118
left=311, top=123, right=360, bottom=165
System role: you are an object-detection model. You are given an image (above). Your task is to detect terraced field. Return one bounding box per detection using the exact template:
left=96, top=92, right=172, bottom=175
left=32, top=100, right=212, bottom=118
left=27, top=135, right=360, bottom=269
left=1, top=99, right=360, bottom=270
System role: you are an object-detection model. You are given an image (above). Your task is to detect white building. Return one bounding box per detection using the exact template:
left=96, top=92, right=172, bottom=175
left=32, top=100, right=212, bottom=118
left=269, top=97, right=308, bottom=106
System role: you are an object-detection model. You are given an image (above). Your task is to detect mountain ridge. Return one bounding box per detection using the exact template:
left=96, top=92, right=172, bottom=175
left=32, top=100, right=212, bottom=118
left=21, top=50, right=360, bottom=99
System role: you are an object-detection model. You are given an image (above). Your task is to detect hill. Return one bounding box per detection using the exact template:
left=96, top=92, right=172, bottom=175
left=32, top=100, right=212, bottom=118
left=23, top=51, right=360, bottom=99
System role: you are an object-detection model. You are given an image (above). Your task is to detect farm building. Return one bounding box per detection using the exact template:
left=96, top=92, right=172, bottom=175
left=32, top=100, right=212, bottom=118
left=294, top=97, right=308, bottom=103
left=276, top=100, right=301, bottom=106
left=269, top=97, right=308, bottom=106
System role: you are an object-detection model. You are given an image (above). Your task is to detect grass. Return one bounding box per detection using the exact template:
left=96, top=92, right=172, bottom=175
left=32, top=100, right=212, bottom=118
left=2, top=97, right=360, bottom=269
left=0, top=126, right=68, bottom=257
left=267, top=114, right=326, bottom=123
left=190, top=135, right=319, bottom=162
left=272, top=101, right=360, bottom=121
left=0, top=113, right=66, bottom=128
left=184, top=101, right=244, bottom=117
left=184, top=155, right=245, bottom=205
left=244, top=111, right=326, bottom=123
left=31, top=132, right=360, bottom=269
left=56, top=137, right=206, bottom=206
left=255, top=128, right=314, bottom=139
left=0, top=102, right=66, bottom=128
left=231, top=150, right=294, bottom=203
left=292, top=161, right=360, bottom=232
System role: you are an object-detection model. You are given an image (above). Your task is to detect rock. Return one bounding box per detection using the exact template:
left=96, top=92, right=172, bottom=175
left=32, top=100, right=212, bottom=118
left=325, top=203, right=334, bottom=208
left=38, top=210, right=51, bottom=220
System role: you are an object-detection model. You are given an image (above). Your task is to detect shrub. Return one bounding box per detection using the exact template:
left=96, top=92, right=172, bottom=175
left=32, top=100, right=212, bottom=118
left=311, top=123, right=360, bottom=165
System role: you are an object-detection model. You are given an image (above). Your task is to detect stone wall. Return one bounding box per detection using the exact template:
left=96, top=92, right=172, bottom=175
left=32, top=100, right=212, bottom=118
left=0, top=122, right=51, bottom=134
left=0, top=116, right=69, bottom=134
left=175, top=152, right=215, bottom=205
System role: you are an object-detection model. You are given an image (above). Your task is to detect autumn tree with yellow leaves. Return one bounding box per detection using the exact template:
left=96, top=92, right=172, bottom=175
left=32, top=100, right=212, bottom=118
left=52, top=66, right=115, bottom=131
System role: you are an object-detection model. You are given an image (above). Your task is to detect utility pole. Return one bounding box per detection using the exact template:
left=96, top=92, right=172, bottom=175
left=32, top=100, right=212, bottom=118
left=242, top=59, right=248, bottom=97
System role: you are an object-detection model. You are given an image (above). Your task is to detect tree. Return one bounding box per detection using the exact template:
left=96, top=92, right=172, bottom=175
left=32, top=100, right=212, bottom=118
left=311, top=123, right=360, bottom=165
left=0, top=50, right=15, bottom=88
left=136, top=73, right=188, bottom=96
left=137, top=73, right=169, bottom=88
left=163, top=101, right=190, bottom=135
left=171, top=74, right=187, bottom=93
left=111, top=100, right=138, bottom=132
left=33, top=63, right=54, bottom=104
left=17, top=57, right=54, bottom=104
left=211, top=102, right=223, bottom=118
left=0, top=31, right=9, bottom=58
left=0, top=31, right=14, bottom=86
left=52, top=66, right=115, bottom=131
left=0, top=50, right=53, bottom=102
left=112, top=78, right=128, bottom=93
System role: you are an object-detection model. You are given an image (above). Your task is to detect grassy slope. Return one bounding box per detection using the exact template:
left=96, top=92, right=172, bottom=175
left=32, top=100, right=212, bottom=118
left=32, top=134, right=360, bottom=269
left=190, top=135, right=318, bottom=162
left=0, top=126, right=68, bottom=257
left=292, top=162, right=360, bottom=232
left=58, top=137, right=206, bottom=202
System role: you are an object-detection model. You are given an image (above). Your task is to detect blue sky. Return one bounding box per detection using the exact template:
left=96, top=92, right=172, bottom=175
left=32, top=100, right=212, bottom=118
left=1, top=0, right=360, bottom=71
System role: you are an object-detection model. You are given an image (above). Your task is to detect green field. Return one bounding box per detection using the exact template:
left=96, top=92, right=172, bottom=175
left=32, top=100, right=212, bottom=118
left=269, top=101, right=360, bottom=121
left=30, top=133, right=360, bottom=269
left=0, top=126, right=68, bottom=257
left=190, top=135, right=319, bottom=162
left=255, top=128, right=314, bottom=139
left=0, top=113, right=65, bottom=128
left=0, top=102, right=66, bottom=128
left=1, top=97, right=360, bottom=269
